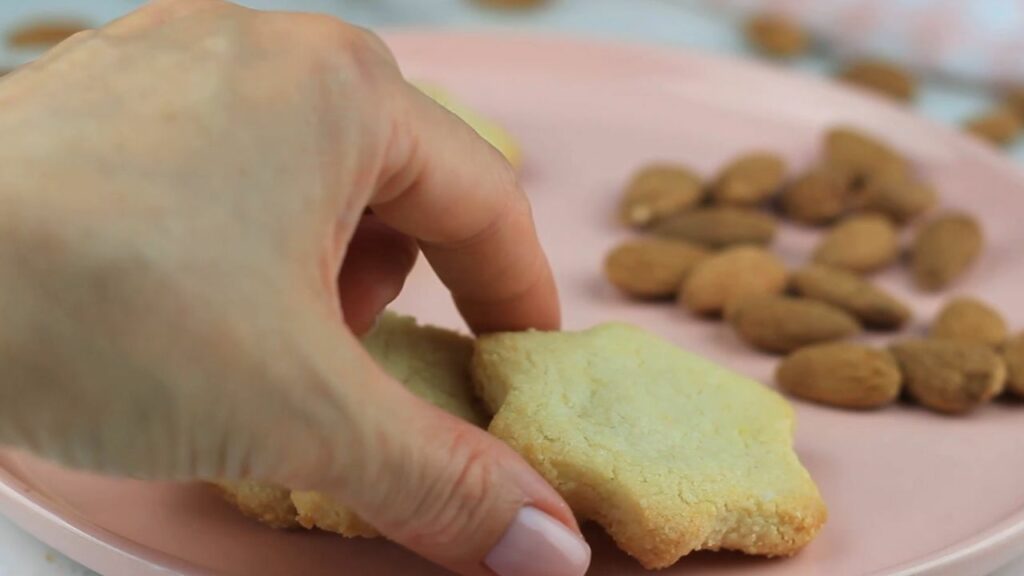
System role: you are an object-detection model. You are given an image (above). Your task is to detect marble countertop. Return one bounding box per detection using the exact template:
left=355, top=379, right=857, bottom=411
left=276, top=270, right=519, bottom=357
left=0, top=1, right=1021, bottom=574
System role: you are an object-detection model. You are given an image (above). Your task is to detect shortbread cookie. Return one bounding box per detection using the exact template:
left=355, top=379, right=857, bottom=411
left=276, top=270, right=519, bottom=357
left=215, top=480, right=298, bottom=529
left=472, top=323, right=827, bottom=569
left=218, top=313, right=486, bottom=537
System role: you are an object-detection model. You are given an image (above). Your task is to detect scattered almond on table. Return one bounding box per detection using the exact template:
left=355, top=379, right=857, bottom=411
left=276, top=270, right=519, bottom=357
left=890, top=340, right=1006, bottom=415
left=812, top=214, right=899, bottom=274
left=619, top=164, right=704, bottom=228
left=791, top=265, right=910, bottom=330
left=680, top=246, right=787, bottom=316
left=727, top=294, right=860, bottom=354
left=837, top=58, right=917, bottom=103
left=604, top=238, right=708, bottom=300
left=652, top=207, right=776, bottom=248
left=910, top=212, right=984, bottom=291
left=777, top=343, right=902, bottom=410
left=744, top=13, right=810, bottom=59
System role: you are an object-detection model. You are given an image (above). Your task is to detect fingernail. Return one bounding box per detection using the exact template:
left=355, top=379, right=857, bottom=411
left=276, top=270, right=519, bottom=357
left=485, top=507, right=591, bottom=576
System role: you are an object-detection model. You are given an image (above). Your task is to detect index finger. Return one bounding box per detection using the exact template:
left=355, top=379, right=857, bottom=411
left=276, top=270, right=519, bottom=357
left=370, top=85, right=560, bottom=334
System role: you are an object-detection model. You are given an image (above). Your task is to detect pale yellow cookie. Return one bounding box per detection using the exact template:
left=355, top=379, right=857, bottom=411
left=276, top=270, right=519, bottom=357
left=472, top=323, right=827, bottom=569
left=217, top=313, right=487, bottom=537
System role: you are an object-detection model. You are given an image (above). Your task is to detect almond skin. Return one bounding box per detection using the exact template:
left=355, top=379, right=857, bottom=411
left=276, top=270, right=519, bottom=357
left=791, top=265, right=911, bottom=330
left=890, top=340, right=1006, bottom=415
left=652, top=207, right=776, bottom=249
left=1003, top=333, right=1024, bottom=398
left=619, top=164, right=704, bottom=228
left=813, top=214, right=899, bottom=274
left=911, top=212, right=984, bottom=291
left=745, top=13, right=810, bottom=58
left=777, top=343, right=902, bottom=409
left=856, top=176, right=937, bottom=224
left=838, top=59, right=917, bottom=102
left=711, top=152, right=787, bottom=206
left=963, top=106, right=1022, bottom=148
left=930, top=297, right=1008, bottom=347
left=779, top=168, right=855, bottom=225
left=604, top=238, right=709, bottom=299
left=728, top=294, right=861, bottom=354
left=824, top=127, right=909, bottom=187
left=681, top=246, right=788, bottom=316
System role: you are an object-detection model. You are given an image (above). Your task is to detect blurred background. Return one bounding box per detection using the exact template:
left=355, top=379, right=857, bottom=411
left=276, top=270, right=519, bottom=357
left=0, top=1, right=1022, bottom=575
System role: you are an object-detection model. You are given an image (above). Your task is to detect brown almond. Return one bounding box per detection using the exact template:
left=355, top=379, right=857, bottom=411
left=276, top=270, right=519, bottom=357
left=838, top=59, right=917, bottom=102
left=890, top=339, right=1006, bottom=414
left=681, top=246, right=788, bottom=316
left=1007, top=87, right=1024, bottom=121
left=824, top=126, right=910, bottom=187
left=911, top=212, right=983, bottom=291
left=7, top=19, right=90, bottom=48
left=744, top=13, right=810, bottom=58
left=792, top=265, right=911, bottom=330
left=604, top=238, right=709, bottom=299
left=930, top=297, right=1007, bottom=347
left=813, top=214, right=899, bottom=274
left=652, top=207, right=776, bottom=248
left=727, top=294, right=860, bottom=354
left=777, top=343, right=902, bottom=409
left=963, top=106, right=1023, bottom=148
left=1003, top=333, right=1024, bottom=397
left=711, top=152, right=787, bottom=206
left=619, top=164, right=704, bottom=228
left=779, top=168, right=855, bottom=225
left=856, top=176, right=937, bottom=224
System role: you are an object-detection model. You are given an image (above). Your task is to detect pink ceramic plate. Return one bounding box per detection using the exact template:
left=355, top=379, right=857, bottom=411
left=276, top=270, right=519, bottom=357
left=2, top=31, right=1024, bottom=576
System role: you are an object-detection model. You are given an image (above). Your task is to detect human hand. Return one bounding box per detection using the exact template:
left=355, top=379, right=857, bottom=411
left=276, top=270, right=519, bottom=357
left=0, top=1, right=588, bottom=575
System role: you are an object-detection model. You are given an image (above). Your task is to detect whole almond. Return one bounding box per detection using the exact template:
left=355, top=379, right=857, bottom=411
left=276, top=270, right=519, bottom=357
left=7, top=19, right=90, bottom=48
left=824, top=127, right=909, bottom=187
left=1008, top=87, right=1024, bottom=121
left=619, top=164, right=703, bottom=228
left=890, top=339, right=1006, bottom=414
left=777, top=343, right=902, bottom=409
left=813, top=214, right=899, bottom=274
left=779, top=168, right=855, bottom=225
left=838, top=59, right=917, bottom=102
left=652, top=207, right=776, bottom=248
left=744, top=13, right=809, bottom=58
left=911, top=212, right=983, bottom=291
left=711, top=152, right=787, bottom=206
left=681, top=246, right=787, bottom=316
left=727, top=294, right=860, bottom=354
left=1003, top=333, right=1024, bottom=397
left=604, top=238, right=709, bottom=299
left=963, top=106, right=1022, bottom=148
left=792, top=265, right=911, bottom=330
left=930, top=297, right=1007, bottom=347
left=856, top=176, right=937, bottom=224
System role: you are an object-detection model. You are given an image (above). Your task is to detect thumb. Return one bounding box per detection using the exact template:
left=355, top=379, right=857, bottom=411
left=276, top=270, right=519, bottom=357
left=297, top=327, right=590, bottom=576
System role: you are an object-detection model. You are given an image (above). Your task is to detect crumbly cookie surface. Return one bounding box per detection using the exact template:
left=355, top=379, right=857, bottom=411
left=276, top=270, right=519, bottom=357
left=472, top=323, right=827, bottom=569
left=217, top=312, right=486, bottom=536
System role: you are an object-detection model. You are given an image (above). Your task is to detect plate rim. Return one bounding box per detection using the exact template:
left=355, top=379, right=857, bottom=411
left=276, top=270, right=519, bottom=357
left=1, top=29, right=1023, bottom=576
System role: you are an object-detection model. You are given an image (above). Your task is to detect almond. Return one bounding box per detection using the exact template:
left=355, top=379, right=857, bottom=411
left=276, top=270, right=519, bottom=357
left=604, top=238, right=709, bottom=299
left=1007, top=87, right=1024, bottom=121
left=824, top=127, right=909, bottom=187
left=7, top=19, right=89, bottom=48
left=890, top=339, right=1006, bottom=414
left=727, top=294, right=860, bottom=354
left=963, top=106, right=1022, bottom=148
left=779, top=168, right=855, bottom=225
left=813, top=214, right=899, bottom=274
left=744, top=13, right=810, bottom=58
left=711, top=152, right=787, bottom=206
left=856, top=176, right=937, bottom=224
left=777, top=343, right=902, bottom=409
left=681, top=246, right=788, bottom=316
left=619, top=164, right=704, bottom=228
left=791, top=265, right=911, bottom=330
left=1003, top=333, right=1024, bottom=398
left=930, top=297, right=1007, bottom=347
left=911, top=212, right=983, bottom=291
left=838, top=59, right=917, bottom=102
left=652, top=207, right=776, bottom=248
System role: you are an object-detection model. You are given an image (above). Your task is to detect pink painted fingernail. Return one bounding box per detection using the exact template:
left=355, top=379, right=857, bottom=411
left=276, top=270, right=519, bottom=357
left=485, top=507, right=591, bottom=576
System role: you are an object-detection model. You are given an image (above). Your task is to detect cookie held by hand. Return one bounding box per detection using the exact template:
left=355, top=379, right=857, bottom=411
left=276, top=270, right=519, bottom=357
left=472, top=323, right=827, bottom=569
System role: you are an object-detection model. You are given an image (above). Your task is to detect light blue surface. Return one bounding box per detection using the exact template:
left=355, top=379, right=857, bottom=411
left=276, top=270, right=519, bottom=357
left=0, top=1, right=1021, bottom=575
